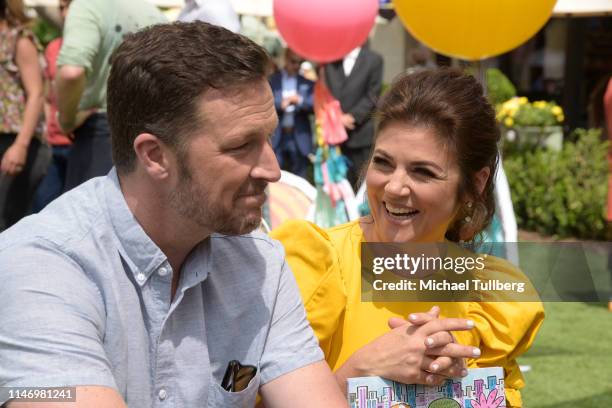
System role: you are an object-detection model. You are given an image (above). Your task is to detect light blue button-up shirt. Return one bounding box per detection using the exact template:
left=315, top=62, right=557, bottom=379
left=0, top=169, right=323, bottom=407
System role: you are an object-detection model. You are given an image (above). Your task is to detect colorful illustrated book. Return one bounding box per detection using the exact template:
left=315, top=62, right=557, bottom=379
left=347, top=367, right=506, bottom=408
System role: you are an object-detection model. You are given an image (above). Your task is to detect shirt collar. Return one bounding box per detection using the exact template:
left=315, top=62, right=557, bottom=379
left=103, top=168, right=169, bottom=284
left=345, top=47, right=361, bottom=62
left=281, top=69, right=297, bottom=80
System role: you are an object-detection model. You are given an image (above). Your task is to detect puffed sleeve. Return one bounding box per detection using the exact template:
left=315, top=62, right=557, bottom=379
left=270, top=220, right=347, bottom=358
left=453, top=256, right=545, bottom=408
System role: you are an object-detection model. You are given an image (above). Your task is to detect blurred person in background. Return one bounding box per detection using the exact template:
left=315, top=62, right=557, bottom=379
left=31, top=0, right=73, bottom=212
left=603, top=76, right=612, bottom=312
left=56, top=0, right=165, bottom=191
left=405, top=47, right=436, bottom=75
left=324, top=42, right=383, bottom=190
left=270, top=48, right=314, bottom=179
left=591, top=74, right=612, bottom=312
left=0, top=0, right=46, bottom=231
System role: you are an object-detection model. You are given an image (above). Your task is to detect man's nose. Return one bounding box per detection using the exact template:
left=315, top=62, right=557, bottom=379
left=252, top=141, right=281, bottom=183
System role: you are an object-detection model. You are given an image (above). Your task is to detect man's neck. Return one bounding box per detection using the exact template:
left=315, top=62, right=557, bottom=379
left=119, top=173, right=210, bottom=299
left=283, top=69, right=297, bottom=77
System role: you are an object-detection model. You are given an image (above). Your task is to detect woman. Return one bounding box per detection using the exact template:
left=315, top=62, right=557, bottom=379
left=31, top=0, right=73, bottom=212
left=0, top=0, right=46, bottom=230
left=271, top=68, right=544, bottom=407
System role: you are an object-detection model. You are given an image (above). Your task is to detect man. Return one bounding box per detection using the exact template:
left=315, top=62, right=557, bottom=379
left=56, top=0, right=165, bottom=191
left=324, top=43, right=383, bottom=189
left=269, top=48, right=314, bottom=179
left=0, top=22, right=346, bottom=407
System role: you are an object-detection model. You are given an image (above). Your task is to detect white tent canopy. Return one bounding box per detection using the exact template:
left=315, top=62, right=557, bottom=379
left=553, top=0, right=612, bottom=16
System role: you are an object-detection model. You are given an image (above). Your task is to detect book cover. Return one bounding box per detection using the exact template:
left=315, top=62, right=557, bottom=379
left=347, top=367, right=506, bottom=408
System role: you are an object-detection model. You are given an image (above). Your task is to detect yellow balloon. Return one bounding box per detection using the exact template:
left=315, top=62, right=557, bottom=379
left=392, top=0, right=556, bottom=60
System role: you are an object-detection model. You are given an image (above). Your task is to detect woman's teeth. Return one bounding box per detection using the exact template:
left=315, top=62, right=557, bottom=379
left=385, top=203, right=419, bottom=217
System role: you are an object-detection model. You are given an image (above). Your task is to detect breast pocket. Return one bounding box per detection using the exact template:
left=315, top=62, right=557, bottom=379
left=207, top=370, right=261, bottom=407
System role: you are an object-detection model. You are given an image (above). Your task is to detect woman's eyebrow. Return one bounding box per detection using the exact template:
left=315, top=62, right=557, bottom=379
left=372, top=149, right=392, bottom=159
left=411, top=160, right=444, bottom=172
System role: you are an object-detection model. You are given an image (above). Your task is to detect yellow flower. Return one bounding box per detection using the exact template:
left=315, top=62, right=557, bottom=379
left=504, top=117, right=514, bottom=127
left=503, top=98, right=520, bottom=111
left=533, top=101, right=547, bottom=109
left=551, top=106, right=563, bottom=115
left=557, top=113, right=565, bottom=123
left=518, top=97, right=528, bottom=105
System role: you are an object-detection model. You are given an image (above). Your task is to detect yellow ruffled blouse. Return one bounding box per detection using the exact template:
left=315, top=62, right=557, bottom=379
left=271, top=219, right=544, bottom=408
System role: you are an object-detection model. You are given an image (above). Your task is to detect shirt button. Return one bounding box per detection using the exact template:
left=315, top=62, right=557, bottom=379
left=136, top=273, right=146, bottom=284
left=158, top=389, right=167, bottom=401
left=158, top=266, right=169, bottom=277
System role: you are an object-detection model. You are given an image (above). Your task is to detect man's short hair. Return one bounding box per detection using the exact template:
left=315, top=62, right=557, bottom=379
left=107, top=21, right=271, bottom=174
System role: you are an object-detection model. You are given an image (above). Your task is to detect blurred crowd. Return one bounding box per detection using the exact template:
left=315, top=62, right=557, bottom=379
left=269, top=44, right=383, bottom=189
left=0, top=0, right=165, bottom=232
left=0, top=0, right=387, bottom=232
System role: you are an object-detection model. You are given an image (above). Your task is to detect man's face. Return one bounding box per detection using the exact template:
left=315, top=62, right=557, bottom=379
left=168, top=80, right=281, bottom=235
left=284, top=50, right=302, bottom=76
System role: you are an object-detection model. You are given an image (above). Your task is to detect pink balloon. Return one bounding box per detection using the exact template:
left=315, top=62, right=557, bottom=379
left=274, top=0, right=378, bottom=63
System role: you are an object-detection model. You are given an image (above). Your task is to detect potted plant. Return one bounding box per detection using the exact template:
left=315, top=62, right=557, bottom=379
left=497, top=97, right=564, bottom=151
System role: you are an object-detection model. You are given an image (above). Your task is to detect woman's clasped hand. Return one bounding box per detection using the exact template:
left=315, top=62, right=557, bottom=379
left=338, top=306, right=478, bottom=385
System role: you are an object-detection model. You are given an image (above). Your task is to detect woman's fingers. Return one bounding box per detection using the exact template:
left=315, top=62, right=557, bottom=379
left=427, top=357, right=467, bottom=378
left=421, top=355, right=450, bottom=373
left=419, top=317, right=475, bottom=335
left=388, top=316, right=408, bottom=329
left=425, top=342, right=481, bottom=359
left=424, top=331, right=455, bottom=349
left=415, top=370, right=447, bottom=386
left=407, top=305, right=440, bottom=325
left=422, top=356, right=466, bottom=376
left=427, top=305, right=440, bottom=318
left=388, top=306, right=441, bottom=329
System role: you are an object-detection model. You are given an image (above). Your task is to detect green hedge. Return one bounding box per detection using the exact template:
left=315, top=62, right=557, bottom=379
left=486, top=68, right=516, bottom=107
left=504, top=128, right=610, bottom=239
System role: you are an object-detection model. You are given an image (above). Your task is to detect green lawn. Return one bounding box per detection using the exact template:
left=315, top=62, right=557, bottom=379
left=521, top=302, right=612, bottom=407
left=518, top=243, right=612, bottom=407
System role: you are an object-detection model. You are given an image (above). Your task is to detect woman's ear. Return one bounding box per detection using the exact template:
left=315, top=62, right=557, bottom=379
left=474, top=166, right=491, bottom=195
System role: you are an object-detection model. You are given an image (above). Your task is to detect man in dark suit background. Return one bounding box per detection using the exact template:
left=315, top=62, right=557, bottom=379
left=269, top=48, right=314, bottom=179
left=324, top=43, right=383, bottom=189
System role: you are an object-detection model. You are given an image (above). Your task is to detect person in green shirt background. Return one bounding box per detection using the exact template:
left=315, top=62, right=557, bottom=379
left=56, top=0, right=165, bottom=191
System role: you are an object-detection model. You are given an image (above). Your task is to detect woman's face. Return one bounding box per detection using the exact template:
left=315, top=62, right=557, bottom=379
left=364, top=123, right=463, bottom=243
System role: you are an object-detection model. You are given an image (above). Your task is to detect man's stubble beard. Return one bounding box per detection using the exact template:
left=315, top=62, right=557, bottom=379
left=169, top=159, right=262, bottom=236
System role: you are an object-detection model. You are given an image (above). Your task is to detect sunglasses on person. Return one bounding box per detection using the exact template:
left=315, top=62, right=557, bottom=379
left=221, top=360, right=257, bottom=392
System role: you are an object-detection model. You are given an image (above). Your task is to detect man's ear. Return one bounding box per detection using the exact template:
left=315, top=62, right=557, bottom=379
left=474, top=166, right=491, bottom=195
left=133, top=133, right=170, bottom=180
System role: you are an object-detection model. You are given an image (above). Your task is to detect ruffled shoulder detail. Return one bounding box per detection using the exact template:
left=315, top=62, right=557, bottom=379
left=271, top=220, right=349, bottom=356
left=454, top=255, right=545, bottom=407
